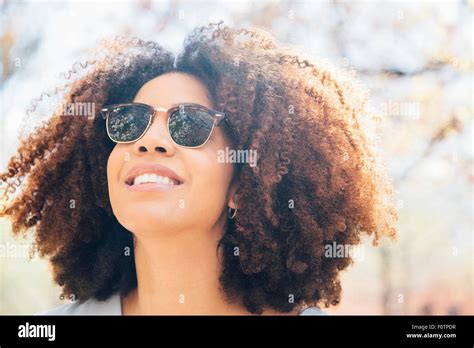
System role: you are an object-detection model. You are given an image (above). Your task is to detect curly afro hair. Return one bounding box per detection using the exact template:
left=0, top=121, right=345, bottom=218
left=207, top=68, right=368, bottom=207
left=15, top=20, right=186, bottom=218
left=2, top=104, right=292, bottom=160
left=0, top=22, right=397, bottom=314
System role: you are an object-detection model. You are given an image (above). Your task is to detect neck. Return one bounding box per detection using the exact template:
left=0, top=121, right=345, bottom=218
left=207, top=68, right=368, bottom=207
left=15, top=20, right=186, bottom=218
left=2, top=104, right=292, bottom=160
left=122, top=220, right=251, bottom=315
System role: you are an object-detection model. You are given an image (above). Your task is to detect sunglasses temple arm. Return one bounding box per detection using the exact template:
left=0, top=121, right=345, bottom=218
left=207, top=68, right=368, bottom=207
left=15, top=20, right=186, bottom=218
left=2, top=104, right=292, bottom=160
left=100, top=108, right=109, bottom=120
left=214, top=113, right=226, bottom=126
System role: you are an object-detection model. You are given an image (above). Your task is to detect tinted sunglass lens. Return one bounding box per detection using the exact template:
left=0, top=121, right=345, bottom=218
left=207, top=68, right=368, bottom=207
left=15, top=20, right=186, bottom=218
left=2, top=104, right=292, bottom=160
left=107, top=105, right=151, bottom=142
left=169, top=108, right=214, bottom=147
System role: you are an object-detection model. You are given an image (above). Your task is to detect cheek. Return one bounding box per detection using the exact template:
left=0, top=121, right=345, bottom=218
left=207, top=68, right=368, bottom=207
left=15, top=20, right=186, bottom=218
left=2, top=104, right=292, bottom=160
left=187, top=151, right=234, bottom=212
left=107, top=146, right=145, bottom=232
left=106, top=146, right=121, bottom=188
left=106, top=146, right=127, bottom=212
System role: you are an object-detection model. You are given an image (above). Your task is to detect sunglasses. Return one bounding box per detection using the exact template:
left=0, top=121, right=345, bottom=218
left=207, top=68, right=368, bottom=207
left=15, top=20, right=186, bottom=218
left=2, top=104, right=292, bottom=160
left=100, top=102, right=226, bottom=148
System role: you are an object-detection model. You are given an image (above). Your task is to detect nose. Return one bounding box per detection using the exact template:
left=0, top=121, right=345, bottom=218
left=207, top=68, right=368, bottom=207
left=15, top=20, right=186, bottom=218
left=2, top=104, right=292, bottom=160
left=132, top=111, right=176, bottom=156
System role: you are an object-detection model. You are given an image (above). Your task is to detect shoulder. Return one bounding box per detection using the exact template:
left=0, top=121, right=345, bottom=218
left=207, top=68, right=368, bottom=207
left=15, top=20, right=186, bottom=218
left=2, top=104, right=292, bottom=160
left=36, top=292, right=122, bottom=315
left=298, top=306, right=327, bottom=316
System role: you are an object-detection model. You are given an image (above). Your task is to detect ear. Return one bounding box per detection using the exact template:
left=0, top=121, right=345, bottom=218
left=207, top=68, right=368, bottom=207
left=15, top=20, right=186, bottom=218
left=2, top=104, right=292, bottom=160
left=227, top=181, right=239, bottom=210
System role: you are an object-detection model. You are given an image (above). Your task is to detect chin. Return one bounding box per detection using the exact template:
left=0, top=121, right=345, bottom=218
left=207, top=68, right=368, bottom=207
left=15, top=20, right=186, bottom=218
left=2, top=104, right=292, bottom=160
left=116, top=209, right=181, bottom=235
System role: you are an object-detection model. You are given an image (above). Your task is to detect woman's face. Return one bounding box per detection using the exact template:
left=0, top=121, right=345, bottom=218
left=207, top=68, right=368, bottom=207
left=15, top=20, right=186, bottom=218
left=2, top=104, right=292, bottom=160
left=107, top=72, right=236, bottom=239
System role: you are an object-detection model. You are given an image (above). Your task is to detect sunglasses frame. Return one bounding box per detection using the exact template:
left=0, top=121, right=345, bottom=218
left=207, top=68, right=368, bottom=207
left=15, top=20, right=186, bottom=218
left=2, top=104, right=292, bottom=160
left=101, top=102, right=226, bottom=148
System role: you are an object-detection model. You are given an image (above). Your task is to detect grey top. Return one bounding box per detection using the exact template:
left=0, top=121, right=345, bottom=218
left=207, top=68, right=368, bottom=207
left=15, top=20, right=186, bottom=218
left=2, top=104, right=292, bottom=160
left=38, top=292, right=325, bottom=316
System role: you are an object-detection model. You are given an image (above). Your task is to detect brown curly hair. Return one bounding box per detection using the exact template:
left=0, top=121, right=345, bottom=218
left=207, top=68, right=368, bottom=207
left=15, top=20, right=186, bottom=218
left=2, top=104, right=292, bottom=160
left=0, top=22, right=397, bottom=314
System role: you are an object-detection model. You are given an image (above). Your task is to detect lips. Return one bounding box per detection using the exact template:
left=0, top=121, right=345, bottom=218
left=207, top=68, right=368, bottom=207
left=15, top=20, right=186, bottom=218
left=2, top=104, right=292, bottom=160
left=124, top=163, right=184, bottom=187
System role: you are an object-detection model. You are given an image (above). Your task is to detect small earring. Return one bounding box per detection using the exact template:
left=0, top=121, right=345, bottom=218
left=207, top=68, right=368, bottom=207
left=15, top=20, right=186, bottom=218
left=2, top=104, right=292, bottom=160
left=228, top=207, right=237, bottom=219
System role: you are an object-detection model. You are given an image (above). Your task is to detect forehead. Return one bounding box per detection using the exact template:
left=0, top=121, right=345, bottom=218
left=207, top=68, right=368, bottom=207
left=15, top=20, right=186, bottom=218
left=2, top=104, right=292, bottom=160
left=133, top=72, right=213, bottom=109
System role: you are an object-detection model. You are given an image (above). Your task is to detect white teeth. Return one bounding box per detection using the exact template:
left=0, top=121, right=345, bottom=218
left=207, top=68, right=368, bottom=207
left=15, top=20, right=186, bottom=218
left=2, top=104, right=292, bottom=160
left=132, top=173, right=177, bottom=186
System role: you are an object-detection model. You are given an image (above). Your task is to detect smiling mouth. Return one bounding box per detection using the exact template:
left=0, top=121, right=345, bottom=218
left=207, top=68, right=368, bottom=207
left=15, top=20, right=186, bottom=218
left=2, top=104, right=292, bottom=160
left=125, top=173, right=183, bottom=187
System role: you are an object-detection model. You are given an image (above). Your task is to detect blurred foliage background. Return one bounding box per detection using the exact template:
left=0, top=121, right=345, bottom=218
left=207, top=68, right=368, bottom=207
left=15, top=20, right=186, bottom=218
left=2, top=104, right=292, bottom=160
left=0, top=0, right=472, bottom=314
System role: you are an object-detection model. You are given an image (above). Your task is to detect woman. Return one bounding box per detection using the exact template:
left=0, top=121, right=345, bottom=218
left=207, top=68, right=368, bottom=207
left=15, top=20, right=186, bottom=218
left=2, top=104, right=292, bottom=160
left=0, top=22, right=397, bottom=315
